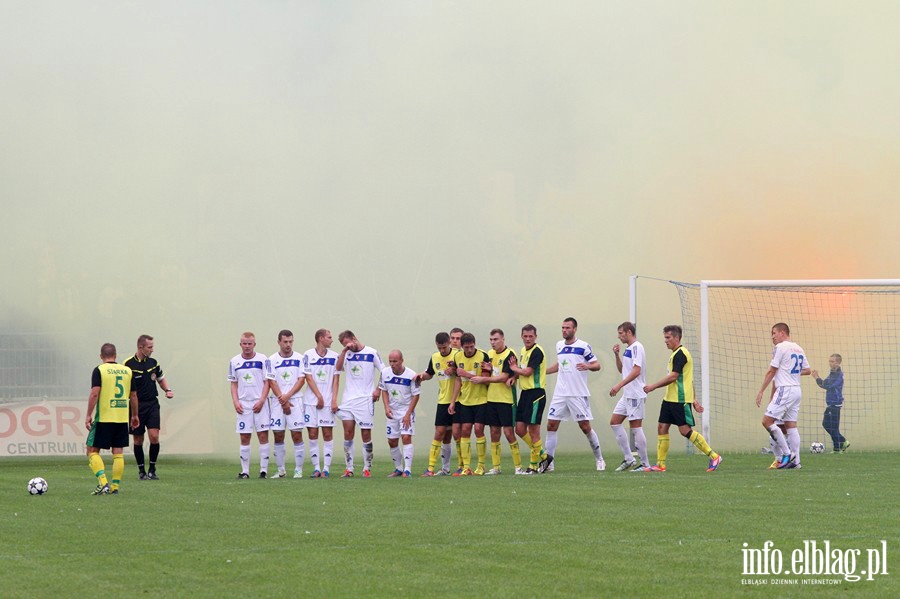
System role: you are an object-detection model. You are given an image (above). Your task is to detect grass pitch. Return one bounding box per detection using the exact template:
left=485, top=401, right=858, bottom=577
left=2, top=451, right=897, bottom=598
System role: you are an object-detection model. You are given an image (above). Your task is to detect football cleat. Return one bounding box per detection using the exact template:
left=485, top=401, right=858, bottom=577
left=147, top=471, right=159, bottom=480
left=707, top=455, right=722, bottom=472
left=647, top=464, right=666, bottom=472
left=421, top=470, right=435, bottom=477
left=362, top=469, right=371, bottom=478
left=523, top=468, right=538, bottom=475
left=402, top=470, right=411, bottom=478
left=473, top=465, right=485, bottom=476
left=138, top=472, right=148, bottom=481
left=259, top=471, right=267, bottom=479
left=840, top=441, right=851, bottom=453
left=768, top=460, right=779, bottom=470
left=322, top=470, right=330, bottom=478
left=340, top=470, right=354, bottom=478
left=538, top=454, right=554, bottom=474
left=387, top=469, right=403, bottom=478
left=270, top=470, right=286, bottom=479
left=460, top=467, right=474, bottom=476
left=436, top=469, right=451, bottom=476
left=92, top=483, right=111, bottom=495
left=237, top=472, right=250, bottom=479
left=631, top=464, right=652, bottom=472
left=615, top=460, right=638, bottom=472
left=485, top=468, right=502, bottom=476
left=109, top=488, right=119, bottom=495
left=514, top=467, right=526, bottom=475
left=293, top=469, right=303, bottom=479
left=596, top=459, right=607, bottom=472
left=312, top=470, right=322, bottom=478
left=776, top=454, right=794, bottom=469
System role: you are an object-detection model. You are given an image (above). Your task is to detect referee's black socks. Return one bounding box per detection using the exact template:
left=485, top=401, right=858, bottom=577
left=149, top=443, right=160, bottom=472
left=134, top=444, right=146, bottom=472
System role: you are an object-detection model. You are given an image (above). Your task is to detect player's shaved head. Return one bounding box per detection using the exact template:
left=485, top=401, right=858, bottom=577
left=100, top=343, right=116, bottom=359
left=137, top=334, right=153, bottom=348
left=389, top=349, right=403, bottom=361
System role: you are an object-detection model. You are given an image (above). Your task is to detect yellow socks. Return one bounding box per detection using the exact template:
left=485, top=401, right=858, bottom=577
left=530, top=439, right=543, bottom=468
left=657, top=434, right=670, bottom=467
left=689, top=431, right=717, bottom=458
left=460, top=438, right=471, bottom=469
left=522, top=431, right=533, bottom=448
left=89, top=453, right=108, bottom=486
left=456, top=440, right=463, bottom=469
left=111, top=454, right=124, bottom=490
left=509, top=441, right=522, bottom=469
left=476, top=437, right=486, bottom=468
left=428, top=440, right=442, bottom=471
left=491, top=441, right=502, bottom=469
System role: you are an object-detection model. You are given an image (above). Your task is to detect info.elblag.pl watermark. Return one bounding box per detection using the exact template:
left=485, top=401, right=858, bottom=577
left=741, top=540, right=889, bottom=585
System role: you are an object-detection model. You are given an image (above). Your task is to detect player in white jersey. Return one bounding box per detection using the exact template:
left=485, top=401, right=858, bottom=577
left=302, top=329, right=340, bottom=478
left=267, top=329, right=307, bottom=479
left=756, top=322, right=810, bottom=469
left=545, top=317, right=606, bottom=471
left=379, top=350, right=421, bottom=477
left=336, top=330, right=385, bottom=478
left=228, top=332, right=275, bottom=479
left=608, top=321, right=650, bottom=471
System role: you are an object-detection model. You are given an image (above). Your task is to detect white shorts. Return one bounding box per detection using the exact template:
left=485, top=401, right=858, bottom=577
left=236, top=400, right=270, bottom=434
left=612, top=397, right=646, bottom=421
left=336, top=397, right=375, bottom=429
left=548, top=396, right=593, bottom=422
left=765, top=386, right=802, bottom=422
left=303, top=404, right=335, bottom=428
left=269, top=397, right=306, bottom=431
left=386, top=410, right=415, bottom=439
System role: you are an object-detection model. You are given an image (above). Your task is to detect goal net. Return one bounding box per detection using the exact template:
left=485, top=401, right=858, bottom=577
left=668, top=280, right=900, bottom=452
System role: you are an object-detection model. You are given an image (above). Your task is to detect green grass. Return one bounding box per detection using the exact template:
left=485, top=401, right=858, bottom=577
left=2, top=451, right=897, bottom=598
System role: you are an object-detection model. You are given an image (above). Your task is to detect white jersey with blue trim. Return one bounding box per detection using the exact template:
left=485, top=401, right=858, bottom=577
left=621, top=341, right=647, bottom=398
left=301, top=348, right=340, bottom=406
left=553, top=339, right=598, bottom=398
left=770, top=341, right=809, bottom=388
left=340, top=346, right=385, bottom=402
left=269, top=351, right=304, bottom=400
left=227, top=352, right=274, bottom=402
left=379, top=366, right=420, bottom=410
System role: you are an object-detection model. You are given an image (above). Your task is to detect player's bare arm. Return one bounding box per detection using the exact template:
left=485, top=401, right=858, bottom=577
left=231, top=381, right=243, bottom=414
left=755, top=367, right=778, bottom=407
left=610, top=364, right=641, bottom=397
left=129, top=391, right=140, bottom=429
left=85, top=386, right=100, bottom=429
left=382, top=389, right=393, bottom=419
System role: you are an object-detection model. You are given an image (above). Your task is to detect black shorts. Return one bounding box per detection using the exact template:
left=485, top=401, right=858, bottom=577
left=131, top=400, right=161, bottom=435
left=658, top=401, right=695, bottom=427
left=434, top=403, right=453, bottom=427
left=484, top=402, right=514, bottom=427
left=87, top=422, right=130, bottom=450
left=516, top=389, right=547, bottom=425
left=454, top=403, right=486, bottom=425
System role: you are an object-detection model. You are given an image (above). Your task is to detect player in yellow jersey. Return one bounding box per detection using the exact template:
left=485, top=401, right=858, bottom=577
left=415, top=332, right=458, bottom=476
left=642, top=325, right=721, bottom=472
left=85, top=343, right=139, bottom=495
left=447, top=328, right=464, bottom=472
left=471, top=329, right=522, bottom=475
left=449, top=332, right=489, bottom=475
left=508, top=324, right=552, bottom=473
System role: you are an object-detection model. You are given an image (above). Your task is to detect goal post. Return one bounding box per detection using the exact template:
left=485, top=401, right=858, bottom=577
left=632, top=276, right=900, bottom=451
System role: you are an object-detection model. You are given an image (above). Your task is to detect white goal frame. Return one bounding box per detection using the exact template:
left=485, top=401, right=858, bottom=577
left=631, top=277, right=900, bottom=444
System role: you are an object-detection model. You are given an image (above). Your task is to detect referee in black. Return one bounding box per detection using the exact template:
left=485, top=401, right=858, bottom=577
left=125, top=334, right=174, bottom=480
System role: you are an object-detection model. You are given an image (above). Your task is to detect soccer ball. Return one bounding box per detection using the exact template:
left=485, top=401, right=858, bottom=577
left=809, top=442, right=825, bottom=454
left=27, top=477, right=48, bottom=495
